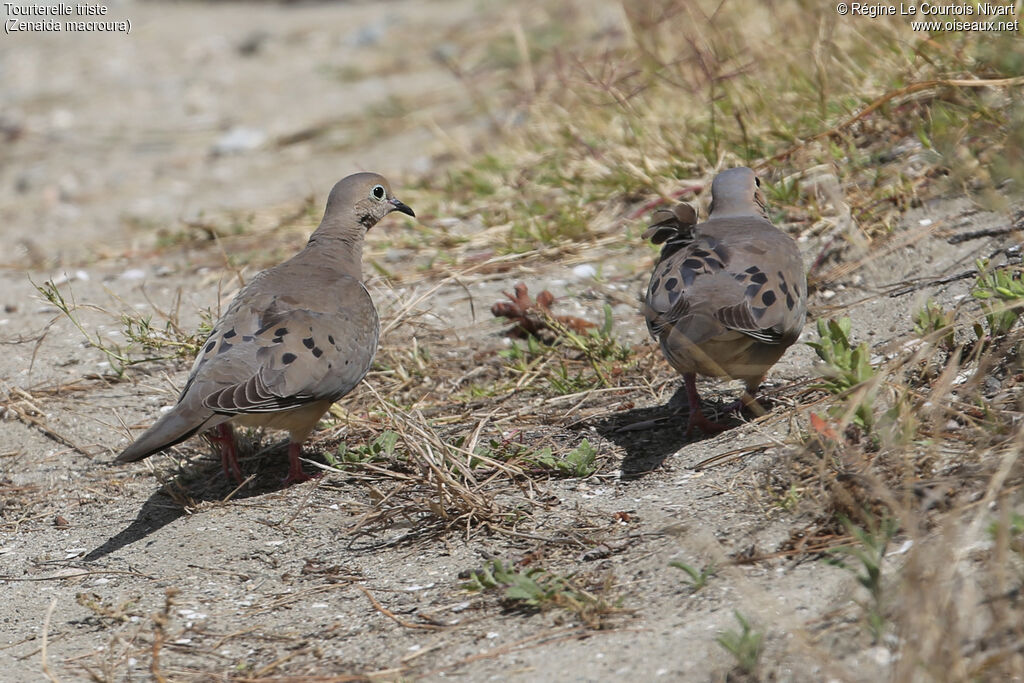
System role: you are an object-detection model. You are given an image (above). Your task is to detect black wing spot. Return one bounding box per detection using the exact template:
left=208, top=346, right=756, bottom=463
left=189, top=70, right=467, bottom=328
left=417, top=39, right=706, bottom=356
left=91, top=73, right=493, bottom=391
left=786, top=294, right=795, bottom=309
left=704, top=258, right=724, bottom=271
left=204, top=340, right=216, bottom=353
left=745, top=284, right=762, bottom=298
left=779, top=280, right=789, bottom=296
left=690, top=249, right=709, bottom=258
left=275, top=327, right=288, bottom=337
left=312, top=347, right=324, bottom=358
left=650, top=277, right=661, bottom=293
left=750, top=271, right=768, bottom=285
left=223, top=328, right=237, bottom=339
left=745, top=266, right=760, bottom=274
left=302, top=337, right=315, bottom=349
left=242, top=335, right=254, bottom=342
left=282, top=352, right=297, bottom=365
left=665, top=277, right=678, bottom=291
left=761, top=290, right=777, bottom=307
left=733, top=273, right=747, bottom=282
left=345, top=359, right=350, bottom=365
left=328, top=335, right=335, bottom=345
left=712, top=244, right=729, bottom=262
left=682, top=259, right=704, bottom=271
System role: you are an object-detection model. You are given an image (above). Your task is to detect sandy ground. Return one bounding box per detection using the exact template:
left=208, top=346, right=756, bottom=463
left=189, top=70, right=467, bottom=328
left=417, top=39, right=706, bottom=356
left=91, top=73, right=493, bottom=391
left=1, top=2, right=1018, bottom=681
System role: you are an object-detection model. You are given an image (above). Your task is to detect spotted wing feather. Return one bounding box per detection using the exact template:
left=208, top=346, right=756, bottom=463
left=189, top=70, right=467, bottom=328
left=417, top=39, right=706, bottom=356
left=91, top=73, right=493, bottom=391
left=644, top=216, right=805, bottom=348
left=184, top=270, right=379, bottom=415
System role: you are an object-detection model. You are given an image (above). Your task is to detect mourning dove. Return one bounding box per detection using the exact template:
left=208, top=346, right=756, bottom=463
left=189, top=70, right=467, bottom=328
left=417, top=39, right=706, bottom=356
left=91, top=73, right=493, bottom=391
left=643, top=167, right=806, bottom=435
left=115, top=172, right=414, bottom=484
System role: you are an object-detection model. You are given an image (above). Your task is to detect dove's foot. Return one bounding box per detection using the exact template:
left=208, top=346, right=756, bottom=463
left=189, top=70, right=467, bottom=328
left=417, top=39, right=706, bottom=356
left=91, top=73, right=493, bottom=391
left=684, top=409, right=731, bottom=437
left=683, top=373, right=732, bottom=437
left=722, top=390, right=767, bottom=417
left=281, top=443, right=316, bottom=485
left=211, top=423, right=244, bottom=483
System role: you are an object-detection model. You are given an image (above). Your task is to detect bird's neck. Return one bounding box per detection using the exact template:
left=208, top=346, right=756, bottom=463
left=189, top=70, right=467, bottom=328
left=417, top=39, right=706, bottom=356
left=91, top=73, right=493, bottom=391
left=304, top=224, right=364, bottom=280
left=709, top=197, right=769, bottom=220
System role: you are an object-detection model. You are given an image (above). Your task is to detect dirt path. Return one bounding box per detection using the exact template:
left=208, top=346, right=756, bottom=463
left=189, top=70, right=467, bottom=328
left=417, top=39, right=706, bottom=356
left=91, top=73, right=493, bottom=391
left=1, top=2, right=1019, bottom=681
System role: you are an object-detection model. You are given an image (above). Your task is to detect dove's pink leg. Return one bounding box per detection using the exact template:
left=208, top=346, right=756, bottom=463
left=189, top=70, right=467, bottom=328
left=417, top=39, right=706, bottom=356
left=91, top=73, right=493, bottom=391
left=722, top=389, right=767, bottom=417
left=211, top=424, right=244, bottom=484
left=684, top=373, right=731, bottom=437
left=282, top=443, right=314, bottom=485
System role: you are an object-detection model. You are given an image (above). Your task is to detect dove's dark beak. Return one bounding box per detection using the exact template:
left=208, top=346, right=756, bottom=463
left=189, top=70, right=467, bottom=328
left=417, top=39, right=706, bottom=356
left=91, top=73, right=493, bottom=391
left=390, top=198, right=415, bottom=218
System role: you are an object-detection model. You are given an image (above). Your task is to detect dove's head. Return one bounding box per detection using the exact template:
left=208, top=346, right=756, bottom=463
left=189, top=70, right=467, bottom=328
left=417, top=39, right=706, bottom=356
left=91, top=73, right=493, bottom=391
left=324, top=172, right=415, bottom=233
left=707, top=167, right=768, bottom=221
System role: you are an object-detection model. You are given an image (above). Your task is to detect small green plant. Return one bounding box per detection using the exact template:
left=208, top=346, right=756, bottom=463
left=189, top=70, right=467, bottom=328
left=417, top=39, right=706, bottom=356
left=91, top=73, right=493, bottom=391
left=766, top=174, right=800, bottom=206
left=716, top=611, right=764, bottom=676
left=327, top=430, right=400, bottom=466
left=971, top=259, right=1024, bottom=338
left=776, top=484, right=802, bottom=511
left=498, top=334, right=549, bottom=375
left=547, top=359, right=599, bottom=395
left=462, top=559, right=618, bottom=626
left=34, top=279, right=205, bottom=378
left=529, top=439, right=598, bottom=478
left=826, top=514, right=898, bottom=643
left=987, top=512, right=1024, bottom=555
left=669, top=560, right=716, bottom=592
left=560, top=304, right=633, bottom=363
left=545, top=305, right=634, bottom=389
left=912, top=300, right=956, bottom=350
left=506, top=204, right=592, bottom=252
left=806, top=317, right=877, bottom=429
left=463, top=560, right=563, bottom=608
left=495, top=304, right=633, bottom=397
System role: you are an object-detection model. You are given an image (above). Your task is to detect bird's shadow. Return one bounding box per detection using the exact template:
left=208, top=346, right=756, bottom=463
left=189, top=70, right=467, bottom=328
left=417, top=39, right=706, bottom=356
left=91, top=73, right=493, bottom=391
left=589, top=383, right=742, bottom=478
left=84, top=443, right=307, bottom=562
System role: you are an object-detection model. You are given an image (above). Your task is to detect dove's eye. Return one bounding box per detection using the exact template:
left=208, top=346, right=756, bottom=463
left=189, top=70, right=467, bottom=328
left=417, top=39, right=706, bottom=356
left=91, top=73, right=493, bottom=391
left=754, top=177, right=761, bottom=187
left=371, top=185, right=386, bottom=200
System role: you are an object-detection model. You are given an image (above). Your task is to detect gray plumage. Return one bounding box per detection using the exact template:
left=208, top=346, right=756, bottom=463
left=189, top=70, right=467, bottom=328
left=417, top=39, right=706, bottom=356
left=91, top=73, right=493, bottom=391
left=644, top=167, right=806, bottom=434
left=115, top=172, right=414, bottom=482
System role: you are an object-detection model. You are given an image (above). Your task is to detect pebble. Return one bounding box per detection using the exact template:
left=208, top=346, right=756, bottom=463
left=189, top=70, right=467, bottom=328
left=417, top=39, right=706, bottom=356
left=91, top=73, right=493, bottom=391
left=572, top=264, right=597, bottom=279
left=212, top=127, right=266, bottom=155
left=51, top=270, right=90, bottom=286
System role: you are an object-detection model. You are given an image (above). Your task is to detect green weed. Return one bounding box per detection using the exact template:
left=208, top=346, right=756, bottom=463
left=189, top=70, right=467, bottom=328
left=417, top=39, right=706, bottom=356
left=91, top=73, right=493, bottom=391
left=327, top=430, right=401, bottom=467
left=34, top=279, right=204, bottom=378
left=827, top=514, right=898, bottom=643
left=912, top=300, right=957, bottom=351
left=716, top=610, right=764, bottom=676
left=806, top=317, right=878, bottom=429
left=668, top=560, right=716, bottom=592
left=462, top=559, right=619, bottom=626
left=529, top=439, right=598, bottom=478
left=971, top=260, right=1024, bottom=338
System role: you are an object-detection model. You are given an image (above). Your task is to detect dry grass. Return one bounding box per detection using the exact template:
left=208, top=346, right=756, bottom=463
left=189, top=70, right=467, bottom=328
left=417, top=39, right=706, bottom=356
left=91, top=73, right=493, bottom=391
left=349, top=1, right=1024, bottom=677
left=29, top=0, right=1024, bottom=679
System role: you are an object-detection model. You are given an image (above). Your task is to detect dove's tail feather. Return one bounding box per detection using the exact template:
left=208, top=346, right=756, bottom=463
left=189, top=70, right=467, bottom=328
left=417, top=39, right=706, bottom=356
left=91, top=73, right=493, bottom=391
left=114, top=408, right=219, bottom=463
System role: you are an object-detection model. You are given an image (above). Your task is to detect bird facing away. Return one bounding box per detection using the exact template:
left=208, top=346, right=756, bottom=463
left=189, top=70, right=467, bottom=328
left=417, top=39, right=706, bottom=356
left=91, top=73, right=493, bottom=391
left=115, top=173, right=415, bottom=484
left=643, top=167, right=806, bottom=435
